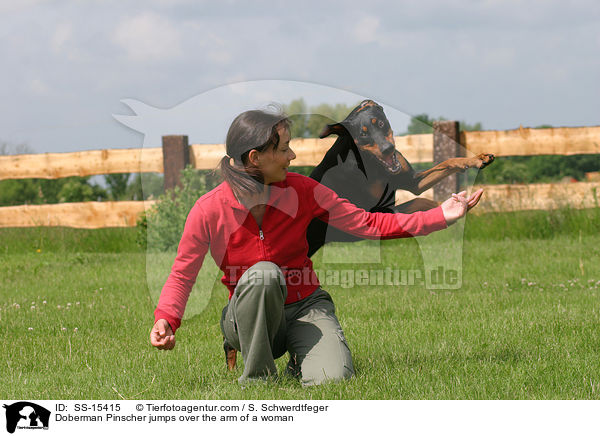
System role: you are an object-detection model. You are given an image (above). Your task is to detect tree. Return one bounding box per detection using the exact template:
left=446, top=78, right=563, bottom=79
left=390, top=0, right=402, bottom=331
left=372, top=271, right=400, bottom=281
left=105, top=173, right=130, bottom=201
left=283, top=100, right=359, bottom=138
left=404, top=114, right=482, bottom=135
left=126, top=173, right=165, bottom=200
left=57, top=177, right=107, bottom=202
left=460, top=121, right=482, bottom=132
left=0, top=142, right=41, bottom=205
left=405, top=114, right=444, bottom=135
left=0, top=141, right=107, bottom=205
left=0, top=179, right=40, bottom=206
left=285, top=98, right=309, bottom=138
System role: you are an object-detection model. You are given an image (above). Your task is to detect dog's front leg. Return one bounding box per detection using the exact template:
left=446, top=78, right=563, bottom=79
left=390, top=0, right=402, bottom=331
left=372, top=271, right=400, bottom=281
left=411, top=154, right=494, bottom=193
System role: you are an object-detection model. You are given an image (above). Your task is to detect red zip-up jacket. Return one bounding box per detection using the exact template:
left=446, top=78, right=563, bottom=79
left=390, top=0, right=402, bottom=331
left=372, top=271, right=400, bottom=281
left=154, top=172, right=448, bottom=332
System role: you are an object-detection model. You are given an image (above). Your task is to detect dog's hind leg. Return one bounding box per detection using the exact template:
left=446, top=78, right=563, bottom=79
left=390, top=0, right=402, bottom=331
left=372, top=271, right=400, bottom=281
left=224, top=339, right=237, bottom=371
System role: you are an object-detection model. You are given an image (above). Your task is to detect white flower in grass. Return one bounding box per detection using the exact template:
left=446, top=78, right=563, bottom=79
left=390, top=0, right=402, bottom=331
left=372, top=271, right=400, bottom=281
left=43, top=301, right=47, bottom=305
left=14, top=303, right=20, bottom=309
left=57, top=305, right=62, bottom=309
left=28, top=327, right=33, bottom=331
left=76, top=302, right=80, bottom=306
left=61, top=327, right=67, bottom=331
left=74, top=328, right=78, bottom=333
left=67, top=303, right=72, bottom=307
left=30, top=306, right=35, bottom=310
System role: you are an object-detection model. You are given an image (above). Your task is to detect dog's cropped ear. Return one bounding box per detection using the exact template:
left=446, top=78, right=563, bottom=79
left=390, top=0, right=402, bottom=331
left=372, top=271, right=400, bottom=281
left=319, top=123, right=348, bottom=138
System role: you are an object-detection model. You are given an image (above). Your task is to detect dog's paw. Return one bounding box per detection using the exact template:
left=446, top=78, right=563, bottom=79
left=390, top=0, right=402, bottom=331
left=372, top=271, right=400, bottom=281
left=477, top=153, right=495, bottom=168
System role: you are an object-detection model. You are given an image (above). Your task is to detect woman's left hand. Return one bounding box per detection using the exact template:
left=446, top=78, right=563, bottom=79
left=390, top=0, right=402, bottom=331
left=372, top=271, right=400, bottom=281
left=441, top=189, right=484, bottom=225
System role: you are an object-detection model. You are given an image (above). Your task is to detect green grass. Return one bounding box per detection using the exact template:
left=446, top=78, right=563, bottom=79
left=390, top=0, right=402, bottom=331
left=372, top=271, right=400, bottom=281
left=1, top=209, right=599, bottom=399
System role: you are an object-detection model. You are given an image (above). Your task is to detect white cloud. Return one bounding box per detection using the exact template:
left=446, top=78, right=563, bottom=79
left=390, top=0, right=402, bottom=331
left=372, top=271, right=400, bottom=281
left=51, top=22, right=72, bottom=53
left=204, top=33, right=232, bottom=65
left=482, top=46, right=516, bottom=68
left=112, top=11, right=183, bottom=62
left=28, top=78, right=51, bottom=96
left=353, top=15, right=380, bottom=44
left=0, top=0, right=51, bottom=14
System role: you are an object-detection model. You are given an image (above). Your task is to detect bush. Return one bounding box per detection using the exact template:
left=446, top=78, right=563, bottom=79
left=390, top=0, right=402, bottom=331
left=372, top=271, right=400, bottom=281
left=136, top=167, right=217, bottom=252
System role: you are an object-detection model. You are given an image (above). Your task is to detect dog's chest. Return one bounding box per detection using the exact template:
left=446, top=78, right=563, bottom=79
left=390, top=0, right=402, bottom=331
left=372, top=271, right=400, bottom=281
left=368, top=180, right=386, bottom=201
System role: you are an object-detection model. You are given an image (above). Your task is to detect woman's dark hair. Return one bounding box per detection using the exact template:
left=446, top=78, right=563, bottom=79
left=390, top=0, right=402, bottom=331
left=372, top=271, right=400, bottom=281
left=219, top=106, right=291, bottom=199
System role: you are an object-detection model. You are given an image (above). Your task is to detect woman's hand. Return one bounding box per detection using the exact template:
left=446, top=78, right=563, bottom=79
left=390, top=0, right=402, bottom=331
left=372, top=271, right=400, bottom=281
left=441, top=189, right=484, bottom=226
left=150, top=319, right=176, bottom=350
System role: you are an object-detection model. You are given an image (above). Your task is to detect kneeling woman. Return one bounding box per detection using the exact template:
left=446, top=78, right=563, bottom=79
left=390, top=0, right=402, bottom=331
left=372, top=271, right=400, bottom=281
left=150, top=108, right=483, bottom=386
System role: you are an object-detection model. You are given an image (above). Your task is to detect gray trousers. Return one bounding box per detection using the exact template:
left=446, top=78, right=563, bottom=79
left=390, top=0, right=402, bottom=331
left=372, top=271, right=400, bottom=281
left=220, top=261, right=355, bottom=386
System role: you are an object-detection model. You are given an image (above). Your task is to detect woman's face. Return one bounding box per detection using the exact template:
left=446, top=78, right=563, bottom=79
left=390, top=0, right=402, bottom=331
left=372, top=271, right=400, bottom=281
left=257, top=126, right=296, bottom=185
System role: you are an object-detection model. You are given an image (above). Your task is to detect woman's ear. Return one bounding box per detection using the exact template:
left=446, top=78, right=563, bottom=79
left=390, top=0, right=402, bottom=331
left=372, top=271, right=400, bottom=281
left=247, top=149, right=260, bottom=167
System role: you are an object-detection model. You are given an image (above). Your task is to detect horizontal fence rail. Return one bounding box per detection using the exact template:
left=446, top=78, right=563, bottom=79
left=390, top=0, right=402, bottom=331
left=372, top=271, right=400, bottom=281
left=462, top=125, right=600, bottom=157
left=0, top=148, right=163, bottom=180
left=0, top=134, right=437, bottom=180
left=0, top=201, right=156, bottom=229
left=2, top=125, right=598, bottom=181
left=1, top=124, right=599, bottom=228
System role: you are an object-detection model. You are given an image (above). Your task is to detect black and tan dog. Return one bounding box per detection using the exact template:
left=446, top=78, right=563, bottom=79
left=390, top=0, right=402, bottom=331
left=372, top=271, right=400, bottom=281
left=306, top=99, right=494, bottom=257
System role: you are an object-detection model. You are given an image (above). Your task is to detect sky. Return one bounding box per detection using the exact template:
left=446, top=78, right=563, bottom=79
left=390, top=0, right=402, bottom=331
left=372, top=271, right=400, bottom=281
left=1, top=0, right=599, bottom=155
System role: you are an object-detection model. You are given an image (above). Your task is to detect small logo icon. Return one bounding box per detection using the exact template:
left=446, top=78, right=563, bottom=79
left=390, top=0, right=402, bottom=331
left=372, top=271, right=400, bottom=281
left=3, top=402, right=50, bottom=434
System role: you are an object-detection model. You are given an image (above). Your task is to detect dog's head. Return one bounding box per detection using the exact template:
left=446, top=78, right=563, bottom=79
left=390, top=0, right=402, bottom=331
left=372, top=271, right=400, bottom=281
left=319, top=99, right=401, bottom=173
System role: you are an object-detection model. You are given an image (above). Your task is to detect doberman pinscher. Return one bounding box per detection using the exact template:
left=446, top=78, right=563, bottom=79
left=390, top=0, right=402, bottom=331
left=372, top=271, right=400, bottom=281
left=305, top=99, right=494, bottom=257
left=223, top=99, right=494, bottom=370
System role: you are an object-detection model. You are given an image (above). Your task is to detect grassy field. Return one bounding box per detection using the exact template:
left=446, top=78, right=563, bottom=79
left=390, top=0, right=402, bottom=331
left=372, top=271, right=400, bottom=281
left=1, top=209, right=599, bottom=399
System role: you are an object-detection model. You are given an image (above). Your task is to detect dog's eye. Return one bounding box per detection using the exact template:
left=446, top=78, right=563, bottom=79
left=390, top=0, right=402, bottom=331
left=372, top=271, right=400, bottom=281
left=378, top=120, right=385, bottom=128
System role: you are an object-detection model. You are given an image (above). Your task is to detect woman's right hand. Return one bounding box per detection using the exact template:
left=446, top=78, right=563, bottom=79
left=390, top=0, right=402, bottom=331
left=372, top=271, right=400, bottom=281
left=150, top=319, right=176, bottom=350
left=441, top=189, right=483, bottom=225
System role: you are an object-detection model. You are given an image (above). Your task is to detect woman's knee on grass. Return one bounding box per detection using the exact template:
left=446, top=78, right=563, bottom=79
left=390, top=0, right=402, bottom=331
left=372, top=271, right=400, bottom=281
left=300, top=356, right=355, bottom=387
left=294, top=328, right=355, bottom=387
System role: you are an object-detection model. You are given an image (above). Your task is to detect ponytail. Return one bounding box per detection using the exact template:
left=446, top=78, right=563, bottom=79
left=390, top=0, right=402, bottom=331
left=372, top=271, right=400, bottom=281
left=218, top=155, right=265, bottom=200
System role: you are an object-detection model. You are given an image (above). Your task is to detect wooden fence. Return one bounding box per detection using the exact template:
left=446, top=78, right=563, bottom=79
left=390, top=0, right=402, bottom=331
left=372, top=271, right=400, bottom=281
left=1, top=124, right=599, bottom=228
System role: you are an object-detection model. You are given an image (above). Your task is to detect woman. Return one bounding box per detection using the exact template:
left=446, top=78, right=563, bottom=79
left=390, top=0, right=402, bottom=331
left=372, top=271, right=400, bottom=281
left=150, top=108, right=483, bottom=386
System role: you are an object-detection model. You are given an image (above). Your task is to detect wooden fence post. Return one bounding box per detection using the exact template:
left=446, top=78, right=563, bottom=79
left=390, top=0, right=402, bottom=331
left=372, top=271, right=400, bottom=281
left=432, top=121, right=463, bottom=202
left=162, top=135, right=189, bottom=191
